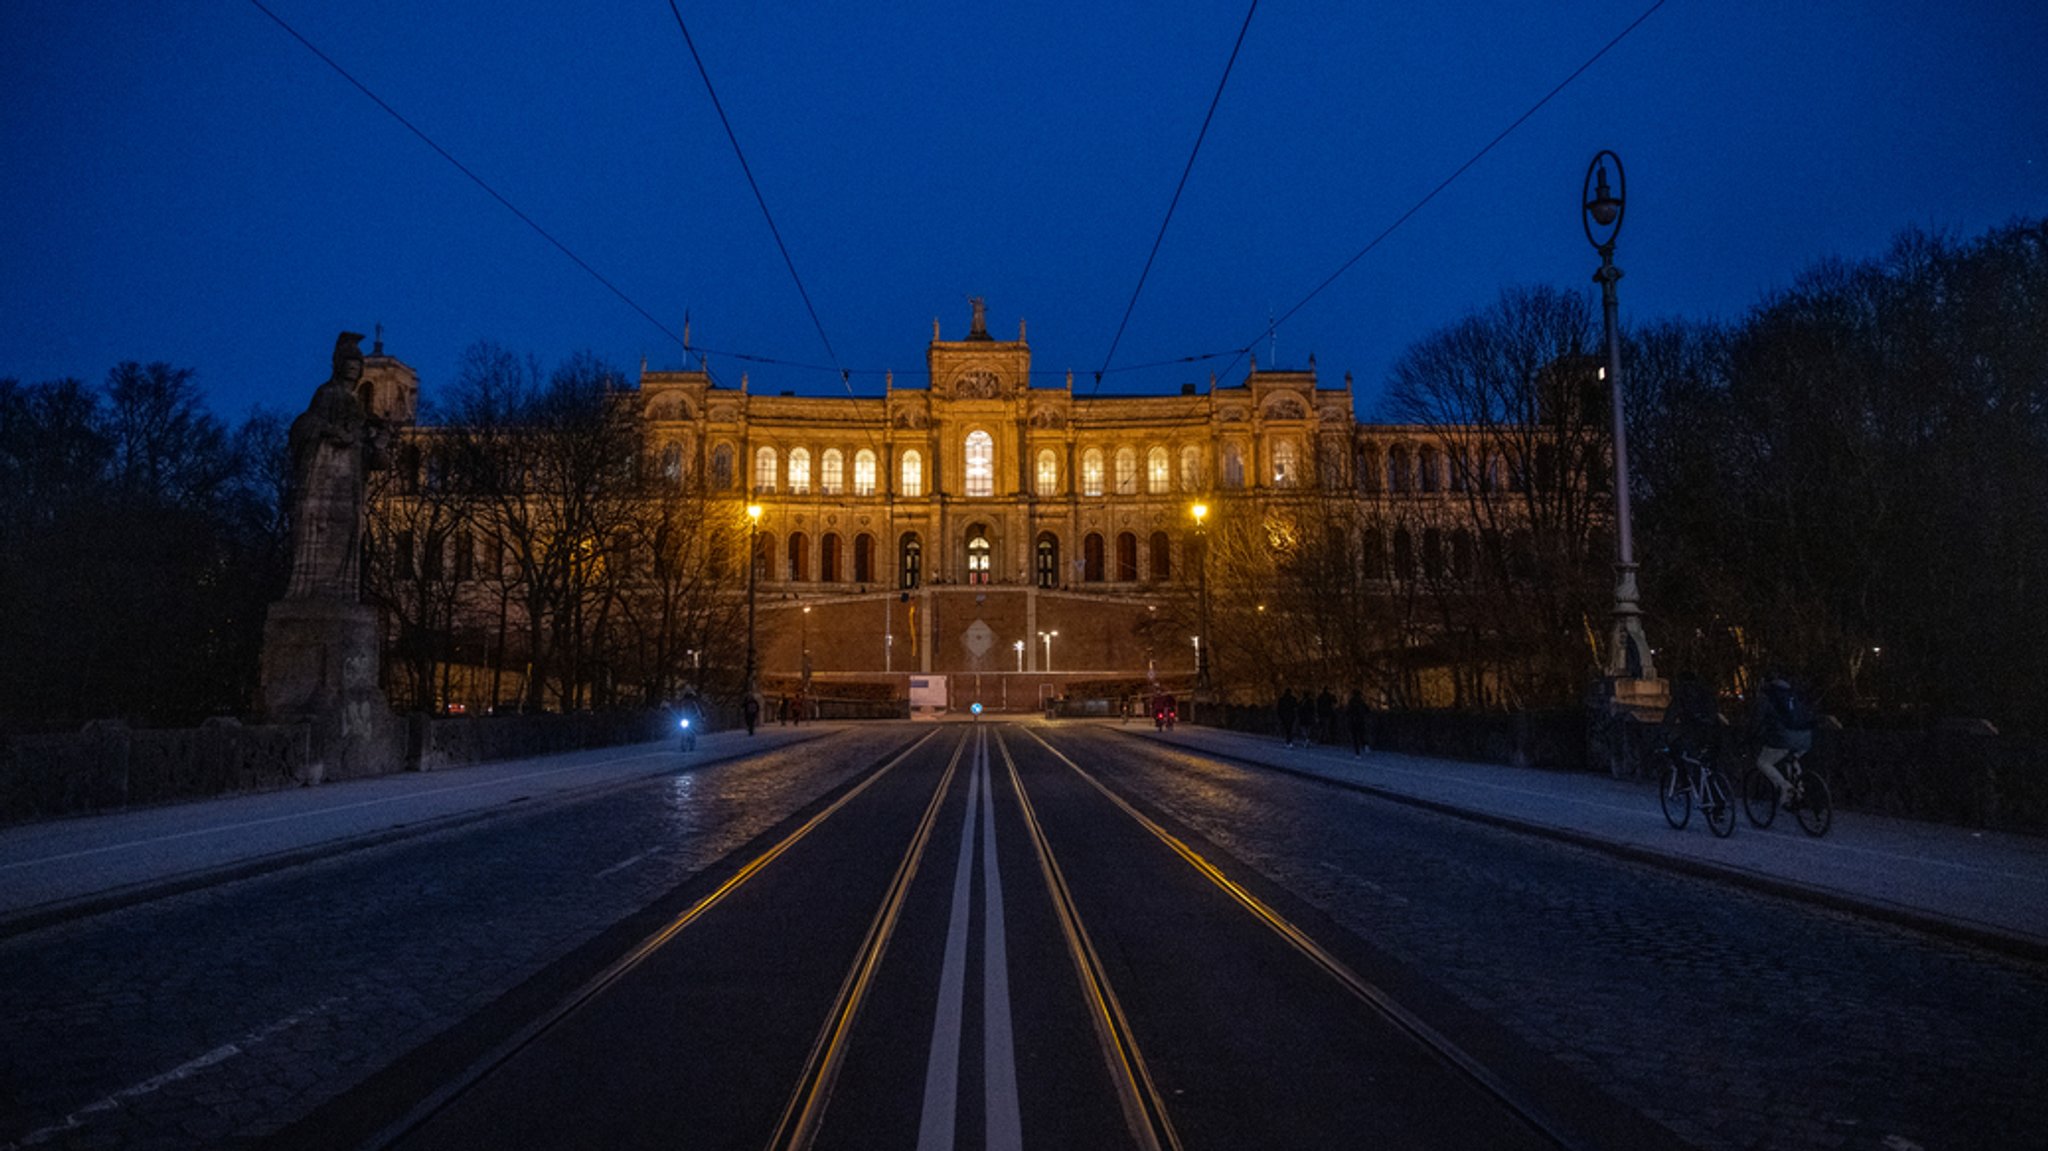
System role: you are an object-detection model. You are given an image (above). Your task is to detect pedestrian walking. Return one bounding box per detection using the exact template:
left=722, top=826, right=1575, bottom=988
left=1317, top=687, right=1338, bottom=745
left=743, top=692, right=762, bottom=736
left=1346, top=688, right=1371, bottom=758
left=1276, top=688, right=1299, bottom=746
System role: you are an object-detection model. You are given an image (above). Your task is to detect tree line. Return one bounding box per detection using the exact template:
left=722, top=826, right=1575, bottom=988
left=1195, top=219, right=2045, bottom=734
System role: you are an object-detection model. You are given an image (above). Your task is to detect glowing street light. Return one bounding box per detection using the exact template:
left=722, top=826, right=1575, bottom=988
left=1014, top=638, right=1025, bottom=672
left=1190, top=502, right=1212, bottom=690
left=1582, top=150, right=1654, bottom=682
left=744, top=503, right=763, bottom=699
left=1039, top=629, right=1058, bottom=673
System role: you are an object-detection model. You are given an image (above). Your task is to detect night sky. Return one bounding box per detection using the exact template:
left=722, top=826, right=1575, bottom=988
left=3, top=2, right=2042, bottom=420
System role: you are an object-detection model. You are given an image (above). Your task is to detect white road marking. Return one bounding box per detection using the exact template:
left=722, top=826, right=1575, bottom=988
left=981, top=731, right=1023, bottom=1151
left=593, top=847, right=662, bottom=878
left=916, top=732, right=982, bottom=1151
left=7, top=995, right=347, bottom=1148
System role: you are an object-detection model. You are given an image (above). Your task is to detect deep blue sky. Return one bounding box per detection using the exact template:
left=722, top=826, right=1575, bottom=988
left=3, top=2, right=2042, bottom=420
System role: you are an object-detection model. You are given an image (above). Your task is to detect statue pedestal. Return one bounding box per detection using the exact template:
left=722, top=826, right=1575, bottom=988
left=1586, top=674, right=1671, bottom=778
left=260, top=600, right=401, bottom=783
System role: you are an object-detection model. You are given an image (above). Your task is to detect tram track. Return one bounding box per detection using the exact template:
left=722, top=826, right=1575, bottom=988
left=362, top=727, right=945, bottom=1150
left=1017, top=725, right=1603, bottom=1151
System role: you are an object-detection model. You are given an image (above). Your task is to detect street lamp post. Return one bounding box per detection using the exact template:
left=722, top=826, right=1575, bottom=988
left=1039, top=629, right=1057, bottom=673
left=1582, top=151, right=1655, bottom=683
left=1190, top=503, right=1211, bottom=690
left=1014, top=639, right=1025, bottom=673
left=744, top=504, right=763, bottom=700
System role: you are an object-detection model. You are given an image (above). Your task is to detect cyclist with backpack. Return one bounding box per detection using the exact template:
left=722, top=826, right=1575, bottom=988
left=1753, top=674, right=1816, bottom=806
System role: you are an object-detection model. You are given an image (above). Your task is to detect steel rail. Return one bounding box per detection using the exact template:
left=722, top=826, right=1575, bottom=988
left=994, top=729, right=1182, bottom=1151
left=1021, top=727, right=1594, bottom=1151
left=362, top=728, right=941, bottom=1150
left=765, top=729, right=969, bottom=1150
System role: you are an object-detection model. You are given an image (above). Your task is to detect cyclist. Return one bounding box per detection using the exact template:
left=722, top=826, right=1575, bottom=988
left=1752, top=674, right=1816, bottom=806
left=1660, top=670, right=1724, bottom=765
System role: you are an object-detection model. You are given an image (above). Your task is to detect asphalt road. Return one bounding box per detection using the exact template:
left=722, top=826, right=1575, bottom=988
left=4, top=721, right=2041, bottom=1150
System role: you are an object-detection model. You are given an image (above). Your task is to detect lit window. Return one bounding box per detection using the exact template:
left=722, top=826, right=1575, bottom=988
left=1272, top=440, right=1298, bottom=487
left=788, top=448, right=811, bottom=494
left=1115, top=447, right=1137, bottom=495
left=966, top=524, right=991, bottom=584
left=964, top=430, right=994, bottom=497
left=661, top=442, right=683, bottom=483
left=1221, top=444, right=1244, bottom=488
left=1082, top=449, right=1104, bottom=497
left=754, top=446, right=777, bottom=493
left=1036, top=449, right=1058, bottom=496
left=901, top=449, right=923, bottom=497
left=821, top=449, right=844, bottom=495
left=1180, top=445, right=1202, bottom=491
left=854, top=449, right=877, bottom=496
left=1147, top=446, right=1170, bottom=494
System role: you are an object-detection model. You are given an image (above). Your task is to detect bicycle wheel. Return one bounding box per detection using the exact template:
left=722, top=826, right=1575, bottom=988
left=1794, top=773, right=1833, bottom=837
left=1742, top=767, right=1778, bottom=829
left=1658, top=759, right=1691, bottom=829
left=1703, top=770, right=1736, bottom=838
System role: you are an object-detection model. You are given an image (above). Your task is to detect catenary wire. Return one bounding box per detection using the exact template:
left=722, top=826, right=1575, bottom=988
left=246, top=0, right=688, bottom=353
left=664, top=1, right=845, bottom=378
left=1206, top=0, right=1670, bottom=385
left=672, top=0, right=1662, bottom=399
left=1093, top=0, right=1259, bottom=390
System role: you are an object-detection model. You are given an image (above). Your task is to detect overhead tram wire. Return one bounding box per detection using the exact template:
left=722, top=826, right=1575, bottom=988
left=1209, top=0, right=1671, bottom=387
left=247, top=0, right=687, bottom=354
left=1093, top=0, right=1260, bottom=395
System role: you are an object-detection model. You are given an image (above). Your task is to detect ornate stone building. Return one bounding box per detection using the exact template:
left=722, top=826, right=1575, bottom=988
left=638, top=301, right=1445, bottom=707
left=376, top=303, right=1571, bottom=713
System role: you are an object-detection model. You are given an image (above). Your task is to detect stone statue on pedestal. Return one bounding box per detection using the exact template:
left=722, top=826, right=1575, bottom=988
left=284, top=332, right=388, bottom=599
left=259, top=332, right=403, bottom=782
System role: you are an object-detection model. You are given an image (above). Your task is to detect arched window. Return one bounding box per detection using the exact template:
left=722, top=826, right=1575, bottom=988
left=754, top=531, right=775, bottom=581
left=1387, top=444, right=1412, bottom=493
left=788, top=448, right=811, bottom=494
left=1220, top=443, right=1244, bottom=488
left=1083, top=533, right=1105, bottom=582
left=754, top=446, right=778, bottom=493
left=1392, top=527, right=1415, bottom=580
left=899, top=533, right=922, bottom=588
left=1418, top=447, right=1442, bottom=493
left=854, top=449, right=877, bottom=496
left=821, top=449, right=844, bottom=495
left=1114, top=447, right=1137, bottom=495
left=711, top=443, right=736, bottom=490
left=660, top=441, right=683, bottom=483
left=1356, top=443, right=1382, bottom=493
left=1082, top=449, right=1105, bottom=497
left=965, top=523, right=992, bottom=584
left=1147, top=446, right=1170, bottom=494
left=964, top=430, right=994, bottom=497
left=820, top=532, right=842, bottom=582
left=1450, top=529, right=1475, bottom=581
left=1422, top=528, right=1445, bottom=581
left=901, top=450, right=923, bottom=497
left=1271, top=439, right=1298, bottom=487
left=853, top=533, right=874, bottom=584
left=1035, top=533, right=1059, bottom=588
left=1180, top=445, right=1202, bottom=492
left=1036, top=449, right=1058, bottom=496
left=787, top=531, right=809, bottom=581
left=1362, top=528, right=1387, bottom=579
left=1448, top=447, right=1470, bottom=493
left=1115, top=532, right=1138, bottom=581
left=1148, top=531, right=1171, bottom=582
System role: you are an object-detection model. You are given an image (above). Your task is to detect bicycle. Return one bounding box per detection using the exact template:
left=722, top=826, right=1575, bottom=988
left=1653, top=742, right=1736, bottom=838
left=1742, top=748, right=1832, bottom=836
